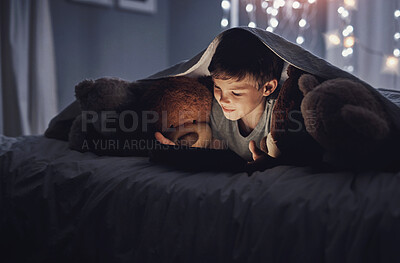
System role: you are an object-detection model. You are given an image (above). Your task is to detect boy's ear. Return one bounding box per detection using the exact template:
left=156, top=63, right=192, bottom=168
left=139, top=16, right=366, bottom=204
left=262, top=79, right=278, bottom=96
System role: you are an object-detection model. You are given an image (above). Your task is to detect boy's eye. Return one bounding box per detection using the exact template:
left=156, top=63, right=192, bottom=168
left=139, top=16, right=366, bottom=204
left=232, top=91, right=241, bottom=96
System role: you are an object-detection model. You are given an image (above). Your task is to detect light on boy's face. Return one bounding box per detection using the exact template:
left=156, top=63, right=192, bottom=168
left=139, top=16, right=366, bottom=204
left=213, top=77, right=267, bottom=122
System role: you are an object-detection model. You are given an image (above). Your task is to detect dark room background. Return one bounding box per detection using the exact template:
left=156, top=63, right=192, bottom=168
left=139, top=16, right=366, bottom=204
left=50, top=0, right=223, bottom=111
left=2, top=0, right=400, bottom=136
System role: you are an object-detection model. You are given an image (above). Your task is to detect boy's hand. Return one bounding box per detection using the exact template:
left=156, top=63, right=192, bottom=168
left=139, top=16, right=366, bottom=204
left=247, top=140, right=276, bottom=173
left=249, top=140, right=267, bottom=162
left=155, top=132, right=176, bottom=146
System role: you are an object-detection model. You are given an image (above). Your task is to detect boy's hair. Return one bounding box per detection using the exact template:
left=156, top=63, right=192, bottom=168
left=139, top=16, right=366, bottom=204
left=208, top=29, right=284, bottom=90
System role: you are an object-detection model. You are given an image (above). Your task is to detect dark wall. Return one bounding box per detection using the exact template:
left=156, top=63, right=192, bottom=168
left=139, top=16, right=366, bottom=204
left=50, top=0, right=169, bottom=110
left=168, top=0, right=223, bottom=65
left=50, top=0, right=224, bottom=111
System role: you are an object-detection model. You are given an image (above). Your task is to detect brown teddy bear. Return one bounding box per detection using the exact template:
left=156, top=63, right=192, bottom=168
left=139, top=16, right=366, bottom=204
left=258, top=66, right=399, bottom=171
left=68, top=76, right=213, bottom=156
left=298, top=74, right=399, bottom=170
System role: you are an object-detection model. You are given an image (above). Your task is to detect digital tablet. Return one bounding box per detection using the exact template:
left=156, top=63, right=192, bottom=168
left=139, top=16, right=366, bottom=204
left=148, top=144, right=247, bottom=172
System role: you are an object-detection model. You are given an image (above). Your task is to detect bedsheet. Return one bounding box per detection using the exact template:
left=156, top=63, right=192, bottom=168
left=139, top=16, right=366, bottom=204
left=1, top=135, right=400, bottom=263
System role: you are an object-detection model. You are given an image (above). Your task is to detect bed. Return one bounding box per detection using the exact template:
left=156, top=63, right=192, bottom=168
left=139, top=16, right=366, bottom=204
left=2, top=27, right=400, bottom=263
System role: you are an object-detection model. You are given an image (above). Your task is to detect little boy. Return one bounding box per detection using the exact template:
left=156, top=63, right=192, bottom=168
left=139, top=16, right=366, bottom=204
left=156, top=29, right=284, bottom=163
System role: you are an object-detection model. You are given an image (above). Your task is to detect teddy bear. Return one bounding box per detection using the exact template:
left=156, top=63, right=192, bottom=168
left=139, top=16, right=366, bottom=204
left=68, top=76, right=214, bottom=156
left=298, top=74, right=398, bottom=170
left=259, top=65, right=399, bottom=170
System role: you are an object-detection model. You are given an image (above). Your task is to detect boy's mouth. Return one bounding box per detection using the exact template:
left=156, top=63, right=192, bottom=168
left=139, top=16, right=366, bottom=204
left=221, top=106, right=235, bottom=113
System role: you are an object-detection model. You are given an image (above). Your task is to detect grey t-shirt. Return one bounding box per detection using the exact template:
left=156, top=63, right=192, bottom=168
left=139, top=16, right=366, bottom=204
left=210, top=98, right=276, bottom=161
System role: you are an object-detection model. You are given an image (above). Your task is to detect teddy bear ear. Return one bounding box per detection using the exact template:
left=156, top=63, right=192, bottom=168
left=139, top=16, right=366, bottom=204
left=75, top=79, right=95, bottom=100
left=298, top=74, right=319, bottom=96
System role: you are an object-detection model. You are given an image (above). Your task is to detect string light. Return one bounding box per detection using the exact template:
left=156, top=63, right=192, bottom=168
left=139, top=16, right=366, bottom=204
left=265, top=0, right=281, bottom=33
left=261, top=1, right=269, bottom=9
left=292, top=1, right=301, bottom=9
left=220, top=0, right=231, bottom=28
left=299, top=18, right=307, bottom=28
left=270, top=8, right=278, bottom=16
left=245, top=0, right=257, bottom=30
left=221, top=0, right=231, bottom=10
left=342, top=48, right=353, bottom=57
left=246, top=3, right=254, bottom=12
left=327, top=33, right=341, bottom=46
left=248, top=21, right=256, bottom=28
left=221, top=18, right=229, bottom=27
left=294, top=0, right=317, bottom=46
left=386, top=56, right=399, bottom=67
left=383, top=56, right=400, bottom=75
left=274, top=0, right=285, bottom=8
left=344, top=36, right=355, bottom=48
left=388, top=1, right=400, bottom=75
left=218, top=0, right=399, bottom=79
left=334, top=1, right=355, bottom=72
left=340, top=9, right=349, bottom=18
left=296, top=36, right=305, bottom=44
left=342, top=25, right=353, bottom=36
left=344, top=65, right=354, bottom=72
left=221, top=0, right=318, bottom=48
left=270, top=17, right=279, bottom=28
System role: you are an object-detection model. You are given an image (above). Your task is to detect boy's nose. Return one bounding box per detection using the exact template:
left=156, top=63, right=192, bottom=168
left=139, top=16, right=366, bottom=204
left=219, top=94, right=230, bottom=104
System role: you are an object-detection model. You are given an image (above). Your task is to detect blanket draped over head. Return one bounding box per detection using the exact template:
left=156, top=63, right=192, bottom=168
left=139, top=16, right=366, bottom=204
left=45, top=27, right=400, bottom=153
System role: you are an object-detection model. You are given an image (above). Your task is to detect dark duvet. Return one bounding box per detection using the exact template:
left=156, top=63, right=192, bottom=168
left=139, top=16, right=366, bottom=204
left=1, top=129, right=400, bottom=263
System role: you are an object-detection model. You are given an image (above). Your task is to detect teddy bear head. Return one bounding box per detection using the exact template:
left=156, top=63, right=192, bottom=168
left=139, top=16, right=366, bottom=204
left=139, top=76, right=213, bottom=147
left=298, top=74, right=391, bottom=158
left=75, top=77, right=139, bottom=112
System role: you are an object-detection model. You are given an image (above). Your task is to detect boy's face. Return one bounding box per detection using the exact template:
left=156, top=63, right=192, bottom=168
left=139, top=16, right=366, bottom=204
left=213, top=76, right=266, bottom=121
